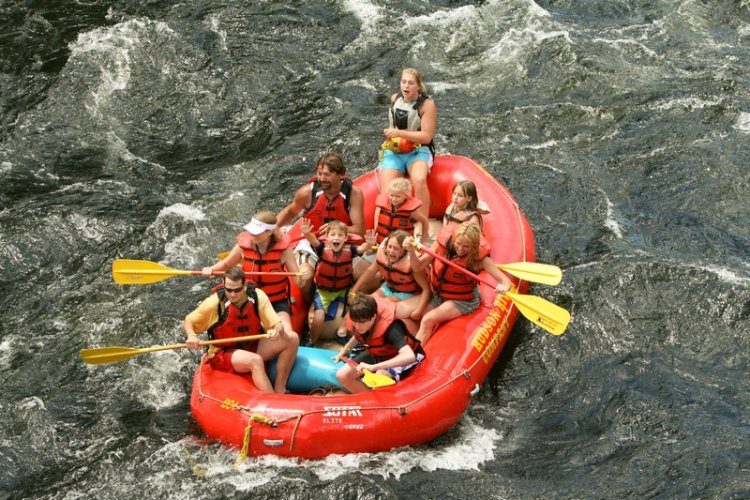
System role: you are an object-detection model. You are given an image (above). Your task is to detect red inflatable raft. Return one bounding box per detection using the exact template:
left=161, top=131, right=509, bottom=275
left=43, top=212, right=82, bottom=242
left=190, top=155, right=535, bottom=459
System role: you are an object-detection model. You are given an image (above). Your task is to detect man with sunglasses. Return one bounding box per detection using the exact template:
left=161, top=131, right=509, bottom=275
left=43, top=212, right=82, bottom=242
left=183, top=266, right=299, bottom=393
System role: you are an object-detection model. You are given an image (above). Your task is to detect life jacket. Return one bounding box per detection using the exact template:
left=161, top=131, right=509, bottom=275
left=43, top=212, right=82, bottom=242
left=376, top=243, right=420, bottom=294
left=345, top=298, right=422, bottom=361
left=430, top=226, right=490, bottom=301
left=388, top=95, right=435, bottom=154
left=207, top=285, right=263, bottom=350
left=302, top=176, right=353, bottom=234
left=314, top=245, right=354, bottom=291
left=444, top=207, right=484, bottom=228
left=236, top=231, right=291, bottom=303
left=375, top=192, right=422, bottom=243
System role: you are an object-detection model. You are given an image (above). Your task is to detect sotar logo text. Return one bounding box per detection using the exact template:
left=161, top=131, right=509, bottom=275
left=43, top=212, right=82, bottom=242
left=322, top=406, right=363, bottom=417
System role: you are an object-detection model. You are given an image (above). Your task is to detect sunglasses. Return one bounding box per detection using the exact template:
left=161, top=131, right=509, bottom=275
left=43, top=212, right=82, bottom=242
left=224, top=286, right=245, bottom=293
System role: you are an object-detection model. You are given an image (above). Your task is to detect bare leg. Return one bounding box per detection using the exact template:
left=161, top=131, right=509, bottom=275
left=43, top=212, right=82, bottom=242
left=407, top=160, right=430, bottom=220
left=395, top=294, right=423, bottom=320
left=277, top=311, right=297, bottom=341
left=257, top=332, right=299, bottom=393
left=310, top=309, right=326, bottom=345
left=416, top=300, right=462, bottom=345
left=231, top=350, right=274, bottom=393
left=336, top=364, right=368, bottom=393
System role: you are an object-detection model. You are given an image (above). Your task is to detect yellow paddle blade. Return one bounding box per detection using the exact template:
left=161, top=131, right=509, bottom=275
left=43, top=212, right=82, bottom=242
left=496, top=262, right=562, bottom=286
left=216, top=251, right=230, bottom=260
left=112, top=259, right=192, bottom=285
left=361, top=369, right=396, bottom=388
left=507, top=291, right=570, bottom=335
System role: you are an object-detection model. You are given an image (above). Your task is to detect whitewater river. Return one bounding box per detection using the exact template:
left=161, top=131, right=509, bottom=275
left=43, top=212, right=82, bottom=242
left=1, top=1, right=748, bottom=498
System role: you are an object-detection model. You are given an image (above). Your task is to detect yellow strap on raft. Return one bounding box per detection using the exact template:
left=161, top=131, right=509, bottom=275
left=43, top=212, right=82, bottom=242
left=235, top=414, right=277, bottom=464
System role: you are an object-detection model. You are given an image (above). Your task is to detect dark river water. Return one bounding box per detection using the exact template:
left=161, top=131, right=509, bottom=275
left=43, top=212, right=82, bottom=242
left=1, top=1, right=749, bottom=498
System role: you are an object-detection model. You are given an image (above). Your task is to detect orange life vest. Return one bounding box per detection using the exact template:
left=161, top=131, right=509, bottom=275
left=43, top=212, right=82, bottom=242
left=375, top=193, right=422, bottom=243
left=345, top=298, right=421, bottom=360
left=303, top=176, right=353, bottom=234
left=376, top=243, right=420, bottom=294
left=430, top=226, right=490, bottom=301
left=208, top=285, right=263, bottom=351
left=314, top=245, right=355, bottom=291
left=444, top=207, right=483, bottom=227
left=237, top=231, right=291, bottom=303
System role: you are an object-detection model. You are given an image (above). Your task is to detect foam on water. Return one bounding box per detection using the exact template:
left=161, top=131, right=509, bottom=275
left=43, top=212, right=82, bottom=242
left=604, top=197, right=624, bottom=239
left=131, top=349, right=192, bottom=410
left=735, top=112, right=750, bottom=132
left=341, top=0, right=383, bottom=32
left=159, top=203, right=207, bottom=222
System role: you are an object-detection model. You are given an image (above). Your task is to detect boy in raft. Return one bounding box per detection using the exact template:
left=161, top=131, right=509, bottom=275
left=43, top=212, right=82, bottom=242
left=300, top=218, right=375, bottom=345
left=374, top=177, right=430, bottom=245
left=334, top=293, right=425, bottom=393
left=407, top=221, right=513, bottom=345
left=443, top=180, right=484, bottom=228
left=184, top=266, right=299, bottom=394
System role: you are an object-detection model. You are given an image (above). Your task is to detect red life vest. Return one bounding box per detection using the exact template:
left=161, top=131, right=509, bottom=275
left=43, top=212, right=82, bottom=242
left=376, top=243, right=420, bottom=294
left=303, top=176, right=353, bottom=234
left=345, top=298, right=421, bottom=360
left=430, top=226, right=490, bottom=301
left=314, top=245, right=354, bottom=291
left=236, top=231, right=291, bottom=303
left=208, top=286, right=263, bottom=351
left=375, top=193, right=423, bottom=243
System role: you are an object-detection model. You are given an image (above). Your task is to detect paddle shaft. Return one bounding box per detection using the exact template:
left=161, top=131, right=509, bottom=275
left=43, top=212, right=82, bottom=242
left=115, top=269, right=298, bottom=277
left=121, top=334, right=269, bottom=353
left=112, top=260, right=301, bottom=285
left=80, top=334, right=270, bottom=365
left=417, top=243, right=497, bottom=289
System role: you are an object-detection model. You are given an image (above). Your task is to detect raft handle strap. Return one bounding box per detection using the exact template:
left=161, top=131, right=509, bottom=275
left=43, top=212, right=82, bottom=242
left=235, top=414, right=277, bottom=464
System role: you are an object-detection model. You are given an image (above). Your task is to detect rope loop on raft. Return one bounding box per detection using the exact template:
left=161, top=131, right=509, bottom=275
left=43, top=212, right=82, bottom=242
left=235, top=414, right=278, bottom=464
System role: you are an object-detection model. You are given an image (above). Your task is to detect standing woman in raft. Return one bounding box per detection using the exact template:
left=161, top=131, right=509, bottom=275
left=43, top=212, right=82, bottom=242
left=379, top=68, right=437, bottom=221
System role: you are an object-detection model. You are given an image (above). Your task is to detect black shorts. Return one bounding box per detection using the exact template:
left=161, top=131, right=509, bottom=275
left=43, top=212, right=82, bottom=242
left=271, top=299, right=292, bottom=316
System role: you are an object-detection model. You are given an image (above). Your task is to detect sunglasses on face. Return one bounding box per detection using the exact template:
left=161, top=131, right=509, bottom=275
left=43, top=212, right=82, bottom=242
left=224, top=286, right=245, bottom=293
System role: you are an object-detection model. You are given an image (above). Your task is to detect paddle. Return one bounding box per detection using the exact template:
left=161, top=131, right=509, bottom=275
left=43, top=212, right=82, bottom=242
left=112, top=259, right=299, bottom=285
left=80, top=334, right=270, bottom=365
left=495, top=262, right=562, bottom=286
left=414, top=243, right=570, bottom=335
left=339, top=355, right=396, bottom=388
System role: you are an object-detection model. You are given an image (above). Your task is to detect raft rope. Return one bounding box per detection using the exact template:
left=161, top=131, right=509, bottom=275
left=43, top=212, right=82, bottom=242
left=235, top=414, right=276, bottom=464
